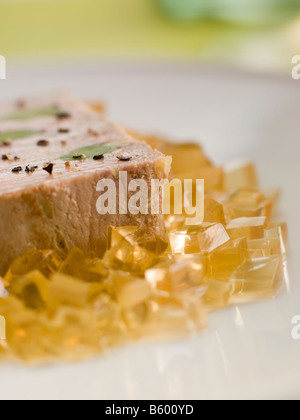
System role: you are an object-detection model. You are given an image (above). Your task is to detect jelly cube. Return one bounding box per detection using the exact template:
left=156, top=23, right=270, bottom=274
left=49, top=273, right=94, bottom=306
left=143, top=292, right=207, bottom=339
left=145, top=255, right=205, bottom=293
left=224, top=189, right=273, bottom=223
left=109, top=226, right=168, bottom=256
left=113, top=271, right=152, bottom=309
left=169, top=223, right=230, bottom=255
left=230, top=256, right=283, bottom=303
left=204, top=278, right=234, bottom=310
left=204, top=198, right=226, bottom=225
left=226, top=189, right=263, bottom=208
left=207, top=238, right=249, bottom=280
left=10, top=270, right=51, bottom=310
left=168, top=143, right=213, bottom=177
left=178, top=166, right=224, bottom=191
left=4, top=249, right=61, bottom=286
left=247, top=238, right=281, bottom=258
left=104, top=239, right=157, bottom=274
left=265, top=222, right=288, bottom=256
left=226, top=217, right=266, bottom=240
left=59, top=248, right=106, bottom=283
left=122, top=302, right=148, bottom=335
left=165, top=215, right=186, bottom=232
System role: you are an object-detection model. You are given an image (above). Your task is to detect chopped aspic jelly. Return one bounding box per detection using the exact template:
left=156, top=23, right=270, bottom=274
left=103, top=226, right=170, bottom=274
left=49, top=273, right=96, bottom=307
left=60, top=248, right=108, bottom=283
left=224, top=189, right=273, bottom=223
left=204, top=278, right=235, bottom=310
left=169, top=223, right=230, bottom=255
left=183, top=196, right=226, bottom=225
left=145, top=255, right=205, bottom=294
left=226, top=217, right=266, bottom=240
left=207, top=238, right=249, bottom=280
left=112, top=271, right=152, bottom=309
left=10, top=270, right=51, bottom=310
left=265, top=222, right=288, bottom=255
left=4, top=249, right=61, bottom=287
left=167, top=142, right=212, bottom=177
left=104, top=237, right=157, bottom=275
left=177, top=166, right=224, bottom=191
left=128, top=133, right=212, bottom=177
left=164, top=215, right=186, bottom=232
left=0, top=132, right=289, bottom=364
left=230, top=256, right=283, bottom=303
left=247, top=238, right=281, bottom=258
left=109, top=226, right=168, bottom=256
left=142, top=291, right=207, bottom=339
left=204, top=198, right=226, bottom=225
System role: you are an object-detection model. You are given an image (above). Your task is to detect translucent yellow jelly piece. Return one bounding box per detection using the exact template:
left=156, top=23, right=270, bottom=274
left=224, top=189, right=273, bottom=223
left=4, top=249, right=61, bottom=287
left=10, top=270, right=51, bottom=310
left=60, top=248, right=105, bottom=283
left=49, top=273, right=94, bottom=307
left=227, top=200, right=273, bottom=224
left=177, top=166, right=224, bottom=191
left=0, top=339, right=8, bottom=359
left=247, top=237, right=281, bottom=258
left=122, top=302, right=148, bottom=335
left=4, top=249, right=44, bottom=282
left=180, top=286, right=207, bottom=329
left=42, top=296, right=124, bottom=355
left=0, top=296, right=49, bottom=362
left=89, top=260, right=109, bottom=277
left=109, top=226, right=168, bottom=256
left=226, top=217, right=266, bottom=240
left=230, top=256, right=283, bottom=303
left=39, top=301, right=125, bottom=360
left=207, top=238, right=249, bottom=280
left=128, top=133, right=213, bottom=176
left=0, top=295, right=25, bottom=317
left=143, top=293, right=206, bottom=339
left=145, top=255, right=205, bottom=293
left=225, top=189, right=263, bottom=208
left=204, top=198, right=226, bottom=225
left=109, top=226, right=129, bottom=248
left=104, top=240, right=157, bottom=274
left=184, top=196, right=225, bottom=225
left=224, top=160, right=258, bottom=191
left=113, top=271, right=152, bottom=309
left=7, top=319, right=50, bottom=362
left=204, top=278, right=235, bottom=310
left=265, top=222, right=288, bottom=255
left=169, top=223, right=230, bottom=255
left=168, top=143, right=212, bottom=177
left=165, top=215, right=186, bottom=232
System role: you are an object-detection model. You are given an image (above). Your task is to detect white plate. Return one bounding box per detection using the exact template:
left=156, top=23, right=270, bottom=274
left=1, top=62, right=300, bottom=400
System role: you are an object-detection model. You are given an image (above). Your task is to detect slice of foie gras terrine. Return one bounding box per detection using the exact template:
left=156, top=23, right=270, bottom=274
left=0, top=93, right=170, bottom=275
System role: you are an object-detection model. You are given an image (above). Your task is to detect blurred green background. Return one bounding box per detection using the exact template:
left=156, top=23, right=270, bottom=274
left=0, top=0, right=300, bottom=72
